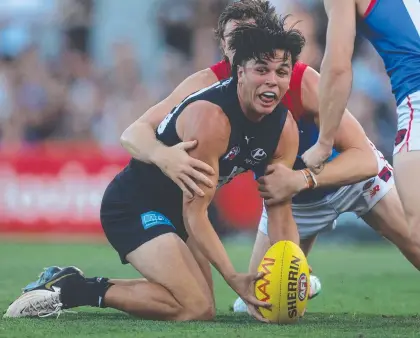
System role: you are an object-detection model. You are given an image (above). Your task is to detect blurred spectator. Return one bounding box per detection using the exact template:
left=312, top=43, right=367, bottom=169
left=0, top=0, right=398, bottom=161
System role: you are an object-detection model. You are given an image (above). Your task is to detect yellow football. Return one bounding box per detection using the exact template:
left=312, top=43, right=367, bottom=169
left=255, top=240, right=310, bottom=324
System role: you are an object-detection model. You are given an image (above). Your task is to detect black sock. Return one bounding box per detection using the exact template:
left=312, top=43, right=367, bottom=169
left=60, top=276, right=114, bottom=309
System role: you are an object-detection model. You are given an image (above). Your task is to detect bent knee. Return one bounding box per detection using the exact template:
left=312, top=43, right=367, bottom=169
left=176, top=297, right=215, bottom=321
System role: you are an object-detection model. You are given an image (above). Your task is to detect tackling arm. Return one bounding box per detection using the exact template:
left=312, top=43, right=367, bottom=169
left=317, top=0, right=357, bottom=146
left=120, top=69, right=218, bottom=164
left=301, top=66, right=378, bottom=188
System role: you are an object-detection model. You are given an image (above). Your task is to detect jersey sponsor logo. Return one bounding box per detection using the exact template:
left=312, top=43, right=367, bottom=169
left=141, top=211, right=175, bottom=230
left=251, top=148, right=267, bottom=161
left=223, top=146, right=240, bottom=161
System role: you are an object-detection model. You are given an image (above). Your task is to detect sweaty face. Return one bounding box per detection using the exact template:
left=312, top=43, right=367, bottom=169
left=222, top=19, right=255, bottom=63
left=237, top=50, right=292, bottom=120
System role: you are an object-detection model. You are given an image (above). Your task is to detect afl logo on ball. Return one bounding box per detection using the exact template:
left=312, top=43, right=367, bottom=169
left=298, top=273, right=308, bottom=301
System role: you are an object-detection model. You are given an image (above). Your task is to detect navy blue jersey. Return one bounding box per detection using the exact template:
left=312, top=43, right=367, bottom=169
left=128, top=77, right=288, bottom=194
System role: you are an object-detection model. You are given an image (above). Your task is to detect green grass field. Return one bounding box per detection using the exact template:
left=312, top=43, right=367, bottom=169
left=0, top=239, right=419, bottom=337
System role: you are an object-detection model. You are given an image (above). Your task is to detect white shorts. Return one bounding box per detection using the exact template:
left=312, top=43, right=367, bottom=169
left=394, top=90, right=420, bottom=155
left=258, top=142, right=395, bottom=240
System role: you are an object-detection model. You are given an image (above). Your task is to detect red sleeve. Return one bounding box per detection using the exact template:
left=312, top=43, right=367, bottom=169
left=210, top=60, right=232, bottom=81
left=281, top=61, right=308, bottom=121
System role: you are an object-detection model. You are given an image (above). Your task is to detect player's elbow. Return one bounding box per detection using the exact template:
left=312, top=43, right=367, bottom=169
left=120, top=120, right=142, bottom=149
left=120, top=123, right=133, bottom=147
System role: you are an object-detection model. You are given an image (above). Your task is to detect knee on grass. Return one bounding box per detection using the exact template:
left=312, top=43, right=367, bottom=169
left=175, top=295, right=215, bottom=321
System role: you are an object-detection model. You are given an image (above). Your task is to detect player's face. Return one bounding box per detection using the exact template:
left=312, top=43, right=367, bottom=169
left=222, top=19, right=255, bottom=63
left=237, top=50, right=292, bottom=120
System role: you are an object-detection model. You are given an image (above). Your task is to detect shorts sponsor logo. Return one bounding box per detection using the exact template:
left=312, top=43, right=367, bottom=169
left=378, top=166, right=392, bottom=183
left=395, top=128, right=407, bottom=146
left=251, top=148, right=267, bottom=161
left=362, top=178, right=375, bottom=191
left=141, top=211, right=174, bottom=230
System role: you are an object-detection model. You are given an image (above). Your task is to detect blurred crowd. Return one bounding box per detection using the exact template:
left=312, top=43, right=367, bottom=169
left=0, top=0, right=397, bottom=159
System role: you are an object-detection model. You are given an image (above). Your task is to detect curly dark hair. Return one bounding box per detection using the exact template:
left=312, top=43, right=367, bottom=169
left=214, top=0, right=277, bottom=44
left=228, top=16, right=306, bottom=76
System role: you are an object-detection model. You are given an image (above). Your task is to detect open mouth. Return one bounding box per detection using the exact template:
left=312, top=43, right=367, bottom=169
left=258, top=91, right=277, bottom=105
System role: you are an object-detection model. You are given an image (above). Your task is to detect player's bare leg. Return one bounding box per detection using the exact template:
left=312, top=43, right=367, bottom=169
left=248, top=231, right=317, bottom=274
left=6, top=233, right=215, bottom=321
left=363, top=179, right=420, bottom=270
left=108, top=278, right=146, bottom=286
left=105, top=237, right=215, bottom=303
left=103, top=233, right=214, bottom=321
left=248, top=231, right=270, bottom=274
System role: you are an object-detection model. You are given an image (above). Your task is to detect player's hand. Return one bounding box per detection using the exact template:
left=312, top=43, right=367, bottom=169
left=228, top=272, right=271, bottom=323
left=257, top=163, right=307, bottom=206
left=301, top=141, right=332, bottom=174
left=153, top=140, right=215, bottom=198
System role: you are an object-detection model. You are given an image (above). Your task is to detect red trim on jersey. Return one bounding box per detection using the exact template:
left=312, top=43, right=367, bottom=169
left=210, top=60, right=232, bottom=81
left=406, top=95, right=415, bottom=152
left=209, top=59, right=309, bottom=120
left=364, top=0, right=378, bottom=18
left=281, top=61, right=308, bottom=121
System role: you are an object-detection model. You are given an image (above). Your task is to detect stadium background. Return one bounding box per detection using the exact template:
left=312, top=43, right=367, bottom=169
left=0, top=0, right=397, bottom=242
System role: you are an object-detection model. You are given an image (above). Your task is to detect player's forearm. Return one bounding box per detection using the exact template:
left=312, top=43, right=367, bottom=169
left=120, top=121, right=167, bottom=164
left=184, top=213, right=236, bottom=281
left=318, top=62, right=353, bottom=145
left=310, top=148, right=377, bottom=189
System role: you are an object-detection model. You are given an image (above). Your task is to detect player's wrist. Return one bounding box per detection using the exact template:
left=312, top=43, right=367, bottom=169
left=149, top=143, right=169, bottom=166
left=317, top=136, right=334, bottom=149
left=222, top=269, right=239, bottom=286
left=299, top=168, right=318, bottom=191
left=295, top=170, right=309, bottom=192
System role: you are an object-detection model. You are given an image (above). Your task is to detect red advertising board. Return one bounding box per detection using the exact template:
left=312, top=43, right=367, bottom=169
left=0, top=143, right=261, bottom=235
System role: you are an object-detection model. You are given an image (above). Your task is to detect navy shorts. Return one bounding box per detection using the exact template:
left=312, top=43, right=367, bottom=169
left=100, top=166, right=188, bottom=264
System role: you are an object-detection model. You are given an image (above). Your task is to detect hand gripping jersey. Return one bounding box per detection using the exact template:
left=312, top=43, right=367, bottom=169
left=101, top=76, right=289, bottom=263
left=211, top=60, right=340, bottom=204
left=129, top=77, right=288, bottom=194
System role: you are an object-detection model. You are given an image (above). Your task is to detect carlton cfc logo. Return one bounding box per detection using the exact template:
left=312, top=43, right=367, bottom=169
left=223, top=146, right=240, bottom=161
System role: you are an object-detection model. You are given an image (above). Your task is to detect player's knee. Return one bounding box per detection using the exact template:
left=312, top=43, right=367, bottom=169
left=177, top=295, right=215, bottom=321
